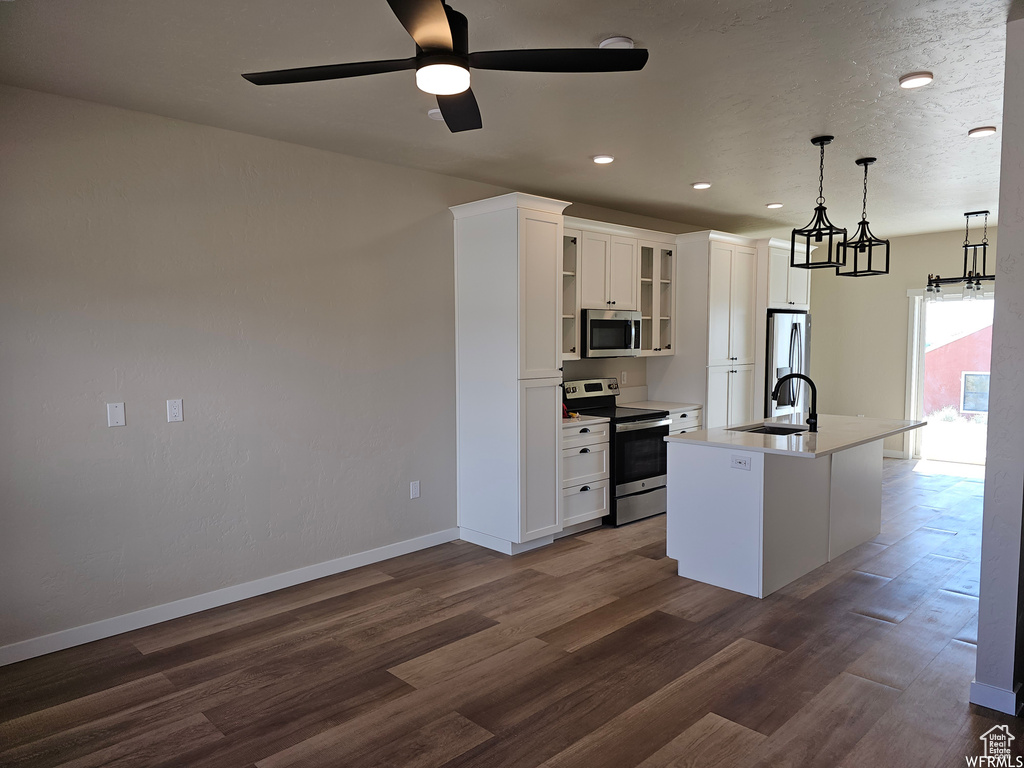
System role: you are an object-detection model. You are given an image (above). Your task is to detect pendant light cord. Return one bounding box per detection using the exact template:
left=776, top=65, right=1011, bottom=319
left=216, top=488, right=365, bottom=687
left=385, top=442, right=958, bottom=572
left=817, top=143, right=825, bottom=205
left=861, top=163, right=869, bottom=221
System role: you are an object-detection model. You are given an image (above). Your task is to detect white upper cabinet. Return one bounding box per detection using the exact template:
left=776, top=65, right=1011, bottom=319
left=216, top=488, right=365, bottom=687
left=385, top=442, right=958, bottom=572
left=708, top=242, right=758, bottom=366
left=580, top=231, right=639, bottom=310
left=561, top=228, right=582, bottom=361
left=765, top=241, right=812, bottom=311
left=608, top=236, right=639, bottom=309
left=639, top=241, right=675, bottom=356
left=519, top=208, right=564, bottom=379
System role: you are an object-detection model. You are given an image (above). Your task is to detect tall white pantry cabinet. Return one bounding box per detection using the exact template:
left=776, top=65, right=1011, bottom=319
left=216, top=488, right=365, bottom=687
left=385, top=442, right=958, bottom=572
left=452, top=193, right=570, bottom=555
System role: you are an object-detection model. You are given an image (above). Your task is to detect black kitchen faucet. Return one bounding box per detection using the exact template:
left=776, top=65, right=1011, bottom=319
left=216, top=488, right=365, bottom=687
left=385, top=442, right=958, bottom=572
left=772, top=373, right=818, bottom=433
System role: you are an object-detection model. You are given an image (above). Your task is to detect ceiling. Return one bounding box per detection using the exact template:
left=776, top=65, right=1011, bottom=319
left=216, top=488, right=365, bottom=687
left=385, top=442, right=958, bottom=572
left=0, top=0, right=1011, bottom=237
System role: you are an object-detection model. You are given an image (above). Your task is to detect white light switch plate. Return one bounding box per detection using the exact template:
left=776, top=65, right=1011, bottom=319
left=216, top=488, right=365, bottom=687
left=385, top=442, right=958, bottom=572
left=107, top=402, right=125, bottom=427
left=410, top=480, right=420, bottom=499
left=167, top=399, right=183, bottom=422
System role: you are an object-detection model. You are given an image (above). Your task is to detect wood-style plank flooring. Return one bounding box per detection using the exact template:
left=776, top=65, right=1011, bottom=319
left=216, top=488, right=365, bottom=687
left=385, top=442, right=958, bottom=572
left=2, top=459, right=1021, bottom=767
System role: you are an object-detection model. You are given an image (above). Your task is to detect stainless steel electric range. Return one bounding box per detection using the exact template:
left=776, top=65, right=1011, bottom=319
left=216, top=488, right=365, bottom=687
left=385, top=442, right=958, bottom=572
left=563, top=378, right=670, bottom=525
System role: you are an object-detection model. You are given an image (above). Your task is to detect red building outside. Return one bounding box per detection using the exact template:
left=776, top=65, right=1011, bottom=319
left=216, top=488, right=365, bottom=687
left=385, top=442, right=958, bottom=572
left=923, top=325, right=993, bottom=417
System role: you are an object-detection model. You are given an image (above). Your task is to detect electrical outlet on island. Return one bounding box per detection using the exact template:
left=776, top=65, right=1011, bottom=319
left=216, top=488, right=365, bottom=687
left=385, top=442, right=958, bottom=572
left=621, top=371, right=629, bottom=385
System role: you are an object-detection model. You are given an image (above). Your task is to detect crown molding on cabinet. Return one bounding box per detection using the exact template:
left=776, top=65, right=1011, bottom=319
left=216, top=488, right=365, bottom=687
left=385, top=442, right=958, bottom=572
left=450, top=192, right=571, bottom=219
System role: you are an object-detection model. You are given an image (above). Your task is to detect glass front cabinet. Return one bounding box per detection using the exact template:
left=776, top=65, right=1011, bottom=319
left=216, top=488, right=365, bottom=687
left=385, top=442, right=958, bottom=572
left=639, top=240, right=675, bottom=357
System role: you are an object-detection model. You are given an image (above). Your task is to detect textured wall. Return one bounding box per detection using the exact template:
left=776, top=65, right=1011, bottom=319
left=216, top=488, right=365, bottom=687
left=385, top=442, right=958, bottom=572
left=810, top=228, right=997, bottom=454
left=0, top=85, right=506, bottom=647
left=973, top=12, right=1024, bottom=708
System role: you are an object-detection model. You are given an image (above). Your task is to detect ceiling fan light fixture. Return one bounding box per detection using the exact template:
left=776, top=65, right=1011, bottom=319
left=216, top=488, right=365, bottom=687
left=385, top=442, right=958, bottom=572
left=416, top=62, right=470, bottom=95
left=691, top=182, right=711, bottom=190
left=899, top=71, right=934, bottom=89
left=968, top=126, right=998, bottom=138
left=592, top=155, right=615, bottom=164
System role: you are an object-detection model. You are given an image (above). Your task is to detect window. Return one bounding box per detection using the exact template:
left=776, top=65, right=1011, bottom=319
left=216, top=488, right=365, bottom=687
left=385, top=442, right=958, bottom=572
left=961, top=371, right=991, bottom=413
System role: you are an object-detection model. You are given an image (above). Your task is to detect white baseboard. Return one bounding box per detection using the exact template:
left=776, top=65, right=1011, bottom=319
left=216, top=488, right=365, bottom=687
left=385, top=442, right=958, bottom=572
left=883, top=449, right=909, bottom=459
left=0, top=527, right=460, bottom=667
left=970, top=680, right=1023, bottom=716
left=458, top=527, right=553, bottom=555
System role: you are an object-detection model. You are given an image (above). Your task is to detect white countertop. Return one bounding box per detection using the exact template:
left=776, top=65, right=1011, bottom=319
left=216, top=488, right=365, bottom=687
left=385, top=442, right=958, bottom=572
left=562, top=413, right=610, bottom=426
left=665, top=413, right=925, bottom=458
left=626, top=400, right=702, bottom=414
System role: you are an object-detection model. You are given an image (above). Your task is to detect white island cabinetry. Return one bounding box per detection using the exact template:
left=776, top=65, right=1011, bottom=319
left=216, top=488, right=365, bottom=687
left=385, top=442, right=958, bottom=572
left=665, top=414, right=925, bottom=597
left=453, top=193, right=570, bottom=555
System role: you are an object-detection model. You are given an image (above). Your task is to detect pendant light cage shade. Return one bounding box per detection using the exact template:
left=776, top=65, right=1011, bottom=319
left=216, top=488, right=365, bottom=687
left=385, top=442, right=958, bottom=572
left=792, top=136, right=847, bottom=269
left=837, top=220, right=890, bottom=276
left=791, top=208, right=847, bottom=269
left=837, top=158, right=891, bottom=277
left=922, top=210, right=994, bottom=298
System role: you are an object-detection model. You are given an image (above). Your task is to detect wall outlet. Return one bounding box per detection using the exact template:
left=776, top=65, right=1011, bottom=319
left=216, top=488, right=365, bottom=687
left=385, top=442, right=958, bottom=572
left=730, top=455, right=751, bottom=471
left=107, top=402, right=125, bottom=427
left=167, top=399, right=183, bottom=422
left=410, top=480, right=420, bottom=499
left=621, top=371, right=629, bottom=385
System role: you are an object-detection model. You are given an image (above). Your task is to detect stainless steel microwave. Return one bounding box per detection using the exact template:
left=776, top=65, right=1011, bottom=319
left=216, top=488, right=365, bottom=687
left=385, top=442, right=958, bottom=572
left=582, top=309, right=642, bottom=358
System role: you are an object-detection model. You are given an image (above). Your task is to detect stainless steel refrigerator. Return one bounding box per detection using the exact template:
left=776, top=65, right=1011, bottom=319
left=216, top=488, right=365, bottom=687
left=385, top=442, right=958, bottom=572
left=765, top=309, right=811, bottom=418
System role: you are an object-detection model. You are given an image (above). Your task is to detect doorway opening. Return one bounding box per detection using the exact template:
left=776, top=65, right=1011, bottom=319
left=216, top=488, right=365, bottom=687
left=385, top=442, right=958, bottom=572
left=910, top=295, right=993, bottom=464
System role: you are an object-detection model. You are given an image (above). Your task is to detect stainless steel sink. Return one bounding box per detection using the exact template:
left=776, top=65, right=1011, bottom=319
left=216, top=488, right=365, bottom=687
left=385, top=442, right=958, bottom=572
left=729, top=424, right=808, bottom=436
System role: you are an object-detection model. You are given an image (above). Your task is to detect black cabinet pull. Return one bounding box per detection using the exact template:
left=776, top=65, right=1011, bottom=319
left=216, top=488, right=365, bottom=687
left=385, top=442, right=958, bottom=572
left=580, top=448, right=590, bottom=454
left=579, top=485, right=591, bottom=492
left=611, top=300, right=616, bottom=305
left=580, top=428, right=590, bottom=433
left=681, top=413, right=688, bottom=418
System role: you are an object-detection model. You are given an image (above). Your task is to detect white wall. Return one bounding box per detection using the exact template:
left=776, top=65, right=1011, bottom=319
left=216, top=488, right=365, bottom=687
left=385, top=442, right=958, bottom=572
left=810, top=228, right=997, bottom=454
left=971, top=9, right=1024, bottom=716
left=0, top=85, right=507, bottom=651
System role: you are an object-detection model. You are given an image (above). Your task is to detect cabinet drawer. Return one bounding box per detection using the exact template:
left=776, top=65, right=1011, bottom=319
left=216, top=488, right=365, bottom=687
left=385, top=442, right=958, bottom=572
left=561, top=420, right=610, bottom=449
left=670, top=426, right=701, bottom=436
left=562, top=479, right=610, bottom=527
left=668, top=409, right=701, bottom=433
left=561, top=442, right=610, bottom=486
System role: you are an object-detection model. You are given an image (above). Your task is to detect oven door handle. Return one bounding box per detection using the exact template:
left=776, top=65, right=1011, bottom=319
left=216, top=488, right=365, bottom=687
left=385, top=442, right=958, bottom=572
left=615, top=418, right=672, bottom=433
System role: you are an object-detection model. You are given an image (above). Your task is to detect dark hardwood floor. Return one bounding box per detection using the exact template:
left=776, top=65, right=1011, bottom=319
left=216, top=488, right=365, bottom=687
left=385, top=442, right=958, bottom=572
left=2, top=459, right=1021, bottom=767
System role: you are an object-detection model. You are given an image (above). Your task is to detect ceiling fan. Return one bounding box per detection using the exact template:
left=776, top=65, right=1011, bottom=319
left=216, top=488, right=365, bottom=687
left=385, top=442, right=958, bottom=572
left=241, top=0, right=649, bottom=133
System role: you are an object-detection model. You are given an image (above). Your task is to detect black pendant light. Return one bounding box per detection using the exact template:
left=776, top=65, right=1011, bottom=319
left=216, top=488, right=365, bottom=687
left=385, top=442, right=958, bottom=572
left=837, top=158, right=890, bottom=276
left=924, top=210, right=994, bottom=301
left=792, top=136, right=847, bottom=270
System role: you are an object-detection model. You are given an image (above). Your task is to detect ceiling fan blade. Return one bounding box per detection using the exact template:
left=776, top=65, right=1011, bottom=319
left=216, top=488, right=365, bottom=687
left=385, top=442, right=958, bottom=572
left=436, top=89, right=482, bottom=132
left=468, top=48, right=648, bottom=73
left=242, top=57, right=417, bottom=86
left=386, top=0, right=453, bottom=51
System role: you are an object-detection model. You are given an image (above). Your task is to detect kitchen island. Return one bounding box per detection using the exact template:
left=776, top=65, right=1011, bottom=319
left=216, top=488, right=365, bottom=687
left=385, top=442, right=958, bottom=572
left=665, top=413, right=925, bottom=598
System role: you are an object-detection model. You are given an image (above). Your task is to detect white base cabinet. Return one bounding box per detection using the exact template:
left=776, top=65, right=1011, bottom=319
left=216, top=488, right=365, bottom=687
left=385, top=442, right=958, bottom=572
left=452, top=193, right=570, bottom=553
left=560, top=417, right=610, bottom=527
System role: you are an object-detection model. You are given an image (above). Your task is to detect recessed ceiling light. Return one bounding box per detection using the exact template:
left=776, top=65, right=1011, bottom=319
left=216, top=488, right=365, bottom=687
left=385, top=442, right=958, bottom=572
left=968, top=126, right=997, bottom=138
left=899, top=71, right=934, bottom=89
left=593, top=155, right=615, bottom=164
left=766, top=202, right=784, bottom=209
left=599, top=36, right=635, bottom=50
left=692, top=182, right=711, bottom=190
left=427, top=108, right=444, bottom=121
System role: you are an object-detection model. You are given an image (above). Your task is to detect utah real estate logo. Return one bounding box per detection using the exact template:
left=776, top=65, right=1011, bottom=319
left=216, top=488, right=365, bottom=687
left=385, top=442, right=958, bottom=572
left=966, top=725, right=1022, bottom=767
